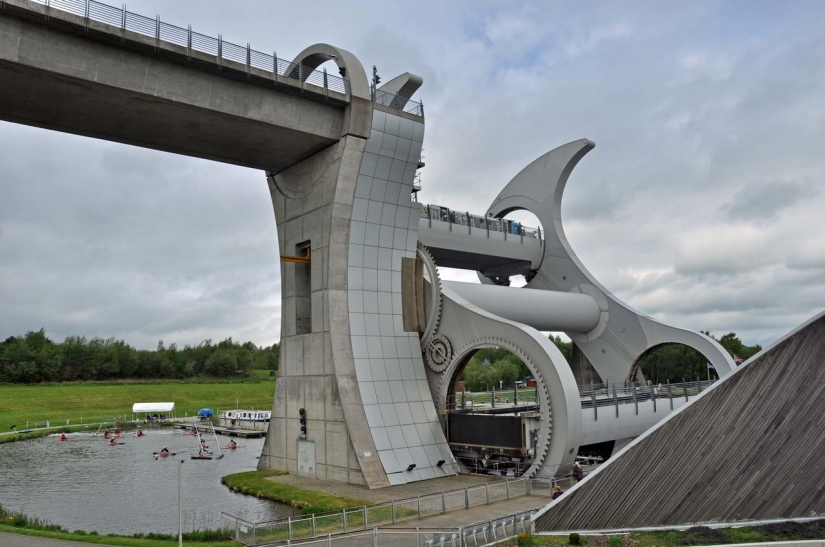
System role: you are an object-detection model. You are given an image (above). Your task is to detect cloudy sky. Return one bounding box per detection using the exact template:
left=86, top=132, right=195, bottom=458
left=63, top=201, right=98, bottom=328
left=2, top=0, right=825, bottom=349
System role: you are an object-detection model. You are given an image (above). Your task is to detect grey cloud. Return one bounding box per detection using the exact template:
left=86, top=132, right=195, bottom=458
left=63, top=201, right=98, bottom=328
left=725, top=180, right=817, bottom=222
left=4, top=0, right=825, bottom=353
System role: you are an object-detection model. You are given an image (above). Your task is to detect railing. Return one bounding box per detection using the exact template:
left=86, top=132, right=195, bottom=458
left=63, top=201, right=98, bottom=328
left=447, top=379, right=717, bottom=417
left=223, top=476, right=554, bottom=546
left=420, top=204, right=542, bottom=242
left=579, top=379, right=716, bottom=420
left=224, top=507, right=539, bottom=547
left=23, top=0, right=350, bottom=92
left=373, top=87, right=424, bottom=117
left=18, top=0, right=424, bottom=115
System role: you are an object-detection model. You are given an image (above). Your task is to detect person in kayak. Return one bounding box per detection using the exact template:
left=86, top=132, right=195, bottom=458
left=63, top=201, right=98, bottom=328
left=114, top=427, right=120, bottom=435
left=198, top=447, right=208, bottom=458
left=160, top=446, right=169, bottom=454
left=60, top=432, right=67, bottom=441
left=136, top=428, right=144, bottom=437
left=104, top=428, right=111, bottom=438
left=200, top=440, right=208, bottom=450
left=229, top=439, right=237, bottom=448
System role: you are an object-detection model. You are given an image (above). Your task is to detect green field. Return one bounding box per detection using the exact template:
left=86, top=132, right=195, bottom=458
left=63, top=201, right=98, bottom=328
left=0, top=379, right=275, bottom=432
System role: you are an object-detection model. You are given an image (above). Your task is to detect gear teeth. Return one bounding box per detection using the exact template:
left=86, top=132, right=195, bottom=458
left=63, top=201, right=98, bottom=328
left=417, top=242, right=443, bottom=348
left=437, top=336, right=553, bottom=479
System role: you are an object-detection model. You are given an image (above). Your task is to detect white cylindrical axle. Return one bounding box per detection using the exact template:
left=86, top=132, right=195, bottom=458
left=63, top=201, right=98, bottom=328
left=442, top=281, right=601, bottom=333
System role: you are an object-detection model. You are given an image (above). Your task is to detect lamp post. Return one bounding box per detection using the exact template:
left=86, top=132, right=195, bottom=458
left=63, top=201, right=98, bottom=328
left=178, top=459, right=184, bottom=547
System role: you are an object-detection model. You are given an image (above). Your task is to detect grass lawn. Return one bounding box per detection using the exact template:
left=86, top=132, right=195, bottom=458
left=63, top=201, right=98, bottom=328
left=0, top=379, right=275, bottom=432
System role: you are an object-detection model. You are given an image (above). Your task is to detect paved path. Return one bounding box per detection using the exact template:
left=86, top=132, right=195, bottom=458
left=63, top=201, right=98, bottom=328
left=0, top=531, right=116, bottom=546
left=386, top=495, right=551, bottom=529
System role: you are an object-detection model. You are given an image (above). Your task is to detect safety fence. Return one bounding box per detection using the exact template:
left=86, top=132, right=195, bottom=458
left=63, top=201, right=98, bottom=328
left=222, top=476, right=554, bottom=546
left=446, top=378, right=718, bottom=414
left=18, top=0, right=423, bottom=116
left=224, top=506, right=538, bottom=547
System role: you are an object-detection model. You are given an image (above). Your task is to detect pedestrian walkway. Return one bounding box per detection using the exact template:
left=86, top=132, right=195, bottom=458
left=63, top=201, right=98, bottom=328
left=386, top=495, right=550, bottom=529
left=0, top=531, right=115, bottom=547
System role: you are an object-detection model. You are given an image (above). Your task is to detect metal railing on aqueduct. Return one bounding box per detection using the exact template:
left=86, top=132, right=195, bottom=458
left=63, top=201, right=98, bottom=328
left=20, top=0, right=423, bottom=116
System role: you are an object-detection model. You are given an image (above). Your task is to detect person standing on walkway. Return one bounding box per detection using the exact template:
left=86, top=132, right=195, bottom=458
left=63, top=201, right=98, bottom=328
left=552, top=486, right=564, bottom=499
left=573, top=462, right=584, bottom=482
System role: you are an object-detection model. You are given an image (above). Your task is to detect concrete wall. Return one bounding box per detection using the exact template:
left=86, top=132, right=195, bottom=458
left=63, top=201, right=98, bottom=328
left=259, top=101, right=447, bottom=488
left=259, top=134, right=386, bottom=487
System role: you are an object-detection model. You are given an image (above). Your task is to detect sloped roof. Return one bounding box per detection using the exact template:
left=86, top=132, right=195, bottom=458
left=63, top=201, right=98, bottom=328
left=534, top=309, right=825, bottom=531
left=132, top=402, right=175, bottom=413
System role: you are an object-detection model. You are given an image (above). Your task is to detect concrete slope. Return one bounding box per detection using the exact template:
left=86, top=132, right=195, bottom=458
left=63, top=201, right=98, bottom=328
left=534, top=309, right=825, bottom=531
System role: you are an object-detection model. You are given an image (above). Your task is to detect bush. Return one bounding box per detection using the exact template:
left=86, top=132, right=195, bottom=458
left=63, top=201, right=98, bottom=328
left=753, top=521, right=820, bottom=539
left=517, top=532, right=535, bottom=547
left=569, top=532, right=581, bottom=545
left=677, top=526, right=730, bottom=545
left=609, top=536, right=622, bottom=547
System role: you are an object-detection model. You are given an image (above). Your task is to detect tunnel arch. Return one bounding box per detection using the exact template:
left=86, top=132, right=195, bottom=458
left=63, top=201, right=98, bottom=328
left=290, top=44, right=371, bottom=100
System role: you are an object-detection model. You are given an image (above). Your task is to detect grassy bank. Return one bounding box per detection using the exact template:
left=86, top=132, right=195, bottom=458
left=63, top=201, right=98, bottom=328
left=512, top=522, right=825, bottom=547
left=221, top=471, right=368, bottom=514
left=0, top=504, right=234, bottom=546
left=0, top=379, right=275, bottom=432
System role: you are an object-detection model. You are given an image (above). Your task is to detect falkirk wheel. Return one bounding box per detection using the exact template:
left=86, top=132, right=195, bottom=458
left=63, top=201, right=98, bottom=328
left=259, top=49, right=737, bottom=488
left=0, top=2, right=737, bottom=490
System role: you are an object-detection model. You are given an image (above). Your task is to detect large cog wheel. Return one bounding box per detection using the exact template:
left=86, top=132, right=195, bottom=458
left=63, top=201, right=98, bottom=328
left=417, top=243, right=443, bottom=348
left=425, top=334, right=453, bottom=372
left=437, top=337, right=553, bottom=479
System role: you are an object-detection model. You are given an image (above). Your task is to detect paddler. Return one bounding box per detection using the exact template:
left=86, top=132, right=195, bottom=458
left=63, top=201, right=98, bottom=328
left=229, top=439, right=237, bottom=448
left=136, top=428, right=144, bottom=437
left=60, top=432, right=67, bottom=441
left=114, top=427, right=121, bottom=435
left=200, top=440, right=208, bottom=450
left=104, top=428, right=111, bottom=438
left=160, top=446, right=169, bottom=454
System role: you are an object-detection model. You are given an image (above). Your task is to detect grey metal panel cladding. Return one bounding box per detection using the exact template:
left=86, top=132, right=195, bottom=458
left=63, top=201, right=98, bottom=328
left=448, top=413, right=523, bottom=450
left=533, top=310, right=825, bottom=531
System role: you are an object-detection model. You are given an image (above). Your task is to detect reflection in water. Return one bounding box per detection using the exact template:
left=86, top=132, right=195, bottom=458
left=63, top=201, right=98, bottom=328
left=0, top=429, right=296, bottom=535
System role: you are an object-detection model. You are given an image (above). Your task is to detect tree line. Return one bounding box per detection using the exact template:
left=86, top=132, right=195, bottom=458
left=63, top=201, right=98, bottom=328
left=0, top=329, right=279, bottom=384
left=459, top=332, right=760, bottom=391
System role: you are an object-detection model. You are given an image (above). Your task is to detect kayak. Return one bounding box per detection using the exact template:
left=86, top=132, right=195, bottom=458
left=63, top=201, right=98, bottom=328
left=222, top=445, right=244, bottom=449
left=105, top=442, right=125, bottom=446
left=153, top=451, right=177, bottom=459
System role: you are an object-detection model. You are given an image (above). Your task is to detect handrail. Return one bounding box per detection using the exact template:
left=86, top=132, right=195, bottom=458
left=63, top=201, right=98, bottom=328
left=420, top=204, right=543, bottom=241
left=20, top=0, right=424, bottom=116
left=223, top=475, right=550, bottom=545
left=23, top=0, right=351, bottom=93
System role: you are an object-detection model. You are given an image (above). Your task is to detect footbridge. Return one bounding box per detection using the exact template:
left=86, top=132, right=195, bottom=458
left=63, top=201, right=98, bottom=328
left=417, top=204, right=544, bottom=280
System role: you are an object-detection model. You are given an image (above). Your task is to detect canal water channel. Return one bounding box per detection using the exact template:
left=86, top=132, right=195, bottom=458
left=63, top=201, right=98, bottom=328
left=0, top=428, right=296, bottom=535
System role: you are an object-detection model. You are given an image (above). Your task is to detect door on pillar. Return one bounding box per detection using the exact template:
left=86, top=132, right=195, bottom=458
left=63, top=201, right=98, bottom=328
left=297, top=440, right=316, bottom=477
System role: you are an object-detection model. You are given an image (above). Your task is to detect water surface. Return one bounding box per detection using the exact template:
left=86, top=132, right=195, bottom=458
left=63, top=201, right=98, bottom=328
left=0, top=429, right=295, bottom=535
